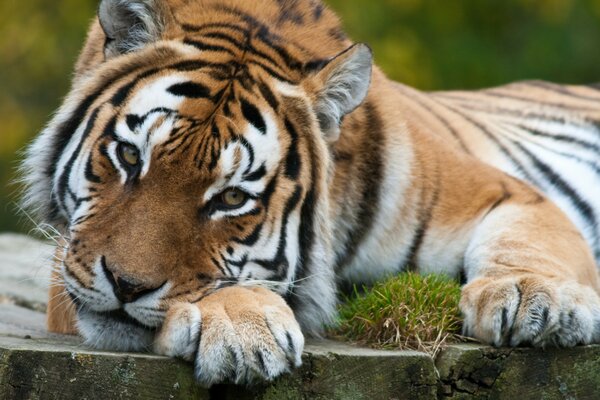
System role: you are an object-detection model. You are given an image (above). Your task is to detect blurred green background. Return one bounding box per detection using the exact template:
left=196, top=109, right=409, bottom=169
left=2, top=0, right=600, bottom=233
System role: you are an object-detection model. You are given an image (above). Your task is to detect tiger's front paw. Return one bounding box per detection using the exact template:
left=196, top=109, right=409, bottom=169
left=460, top=275, right=600, bottom=347
left=153, top=286, right=304, bottom=386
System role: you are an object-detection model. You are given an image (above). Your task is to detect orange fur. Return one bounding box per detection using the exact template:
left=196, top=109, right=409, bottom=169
left=47, top=253, right=77, bottom=335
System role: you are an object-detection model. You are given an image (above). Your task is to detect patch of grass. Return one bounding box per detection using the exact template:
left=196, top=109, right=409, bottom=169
left=330, top=272, right=464, bottom=356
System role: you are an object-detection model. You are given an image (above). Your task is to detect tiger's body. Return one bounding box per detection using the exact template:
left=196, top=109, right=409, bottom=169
left=22, top=0, right=600, bottom=386
left=336, top=80, right=600, bottom=284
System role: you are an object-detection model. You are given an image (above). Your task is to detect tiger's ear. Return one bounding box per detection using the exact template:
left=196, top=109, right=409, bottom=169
left=98, top=0, right=170, bottom=58
left=306, top=43, right=373, bottom=142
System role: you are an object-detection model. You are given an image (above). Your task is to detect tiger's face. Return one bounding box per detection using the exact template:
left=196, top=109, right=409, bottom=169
left=62, top=62, right=322, bottom=348
left=23, top=1, right=372, bottom=350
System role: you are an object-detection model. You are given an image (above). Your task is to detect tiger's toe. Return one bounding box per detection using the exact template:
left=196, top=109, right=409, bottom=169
left=460, top=276, right=600, bottom=347
left=153, top=302, right=201, bottom=361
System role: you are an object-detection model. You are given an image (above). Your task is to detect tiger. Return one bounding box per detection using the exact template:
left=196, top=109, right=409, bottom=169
left=21, top=0, right=600, bottom=386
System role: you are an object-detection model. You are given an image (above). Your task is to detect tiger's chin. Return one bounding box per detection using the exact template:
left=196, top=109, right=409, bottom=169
left=76, top=307, right=156, bottom=352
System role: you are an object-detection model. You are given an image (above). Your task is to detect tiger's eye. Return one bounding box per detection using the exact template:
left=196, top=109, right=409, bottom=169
left=118, top=143, right=140, bottom=167
left=222, top=188, right=247, bottom=208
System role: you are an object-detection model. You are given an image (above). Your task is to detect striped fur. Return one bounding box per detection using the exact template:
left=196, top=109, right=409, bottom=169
left=21, top=0, right=600, bottom=385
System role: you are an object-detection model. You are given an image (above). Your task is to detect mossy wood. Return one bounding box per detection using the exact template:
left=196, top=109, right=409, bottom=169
left=2, top=308, right=600, bottom=400
left=2, top=235, right=600, bottom=399
left=0, top=332, right=437, bottom=399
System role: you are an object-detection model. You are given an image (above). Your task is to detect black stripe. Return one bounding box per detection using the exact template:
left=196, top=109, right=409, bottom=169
left=303, top=58, right=329, bottom=72
left=183, top=39, right=237, bottom=57
left=181, top=22, right=248, bottom=34
left=204, top=138, right=219, bottom=171
left=237, top=136, right=256, bottom=175
left=277, top=2, right=304, bottom=25
left=234, top=222, right=264, bottom=246
left=260, top=172, right=279, bottom=209
left=194, top=138, right=211, bottom=169
left=481, top=90, right=599, bottom=113
left=56, top=108, right=100, bottom=216
left=125, top=114, right=142, bottom=131
left=247, top=59, right=294, bottom=83
left=335, top=102, right=384, bottom=270
left=166, top=122, right=204, bottom=159
left=241, top=98, right=267, bottom=134
left=48, top=97, right=99, bottom=181
left=291, top=111, right=319, bottom=301
left=208, top=134, right=221, bottom=171
left=503, top=124, right=600, bottom=176
left=98, top=142, right=117, bottom=171
left=515, top=142, right=598, bottom=232
left=84, top=153, right=101, bottom=184
left=525, top=81, right=600, bottom=103
left=397, top=87, right=470, bottom=153
left=210, top=4, right=280, bottom=42
left=250, top=185, right=302, bottom=272
left=244, top=164, right=266, bottom=181
left=101, top=117, right=117, bottom=139
left=439, top=103, right=537, bottom=183
left=111, top=69, right=158, bottom=106
left=248, top=39, right=302, bottom=72
left=284, top=118, right=301, bottom=180
left=72, top=212, right=97, bottom=226
left=405, top=172, right=441, bottom=271
left=167, top=81, right=211, bottom=99
left=162, top=120, right=200, bottom=149
left=258, top=81, right=279, bottom=110
left=437, top=95, right=576, bottom=126
left=199, top=31, right=245, bottom=47
left=517, top=124, right=600, bottom=154
left=210, top=256, right=230, bottom=277
left=172, top=60, right=209, bottom=71
left=295, top=186, right=315, bottom=283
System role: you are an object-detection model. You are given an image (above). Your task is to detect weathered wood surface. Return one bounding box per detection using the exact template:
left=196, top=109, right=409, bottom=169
left=0, top=304, right=437, bottom=399
left=0, top=233, right=53, bottom=311
left=436, top=343, right=600, bottom=399
left=1, top=233, right=600, bottom=399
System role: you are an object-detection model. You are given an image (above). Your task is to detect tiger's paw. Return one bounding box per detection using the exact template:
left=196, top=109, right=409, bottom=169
left=460, top=275, right=600, bottom=347
left=153, top=286, right=304, bottom=387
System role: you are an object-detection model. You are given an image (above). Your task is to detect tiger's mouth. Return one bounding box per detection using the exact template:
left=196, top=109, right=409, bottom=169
left=75, top=305, right=157, bottom=352
left=68, top=289, right=152, bottom=329
left=66, top=282, right=164, bottom=351
left=94, top=307, right=156, bottom=330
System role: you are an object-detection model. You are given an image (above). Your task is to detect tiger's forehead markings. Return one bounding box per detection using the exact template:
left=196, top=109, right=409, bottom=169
left=105, top=58, right=285, bottom=189
left=176, top=4, right=335, bottom=84
left=97, top=8, right=330, bottom=187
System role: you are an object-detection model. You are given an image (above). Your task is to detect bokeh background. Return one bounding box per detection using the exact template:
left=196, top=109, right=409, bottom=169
left=2, top=0, right=600, bottom=233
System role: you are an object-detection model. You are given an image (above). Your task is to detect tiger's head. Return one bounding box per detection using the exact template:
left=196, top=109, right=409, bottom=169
left=21, top=0, right=372, bottom=350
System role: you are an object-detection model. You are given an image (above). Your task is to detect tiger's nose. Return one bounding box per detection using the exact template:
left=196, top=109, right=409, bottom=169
left=101, top=257, right=162, bottom=303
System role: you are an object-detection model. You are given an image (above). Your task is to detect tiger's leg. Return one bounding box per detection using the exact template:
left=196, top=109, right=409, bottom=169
left=153, top=286, right=304, bottom=386
left=47, top=246, right=78, bottom=335
left=460, top=197, right=600, bottom=347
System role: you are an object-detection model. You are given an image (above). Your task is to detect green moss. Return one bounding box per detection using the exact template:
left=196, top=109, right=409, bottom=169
left=331, top=272, right=463, bottom=355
